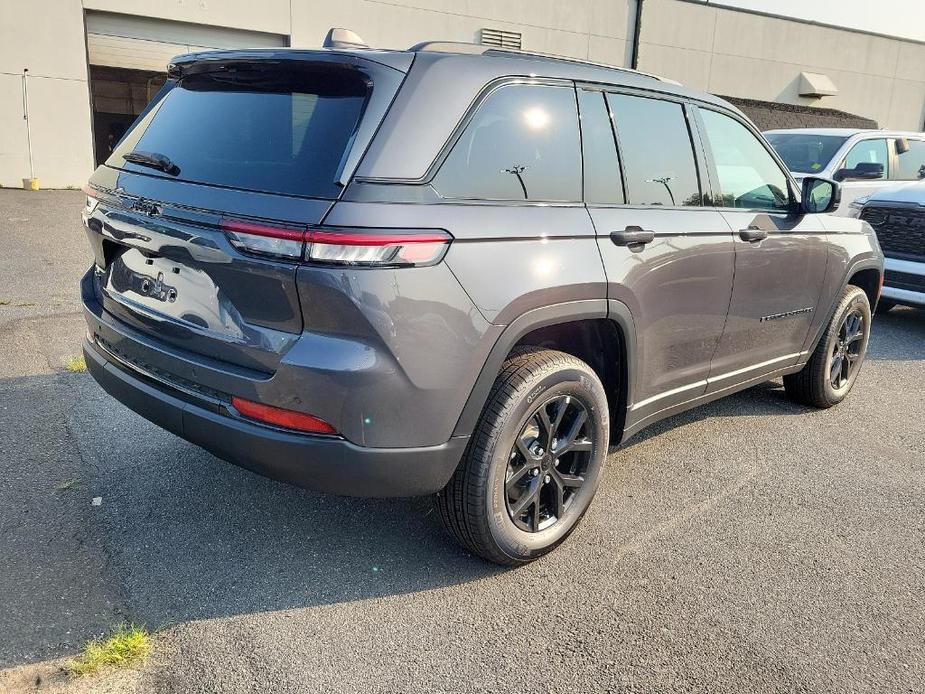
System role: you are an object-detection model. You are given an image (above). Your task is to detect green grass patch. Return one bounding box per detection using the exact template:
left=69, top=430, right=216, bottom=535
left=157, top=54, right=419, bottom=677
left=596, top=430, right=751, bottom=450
left=64, top=355, right=87, bottom=373
left=70, top=625, right=152, bottom=676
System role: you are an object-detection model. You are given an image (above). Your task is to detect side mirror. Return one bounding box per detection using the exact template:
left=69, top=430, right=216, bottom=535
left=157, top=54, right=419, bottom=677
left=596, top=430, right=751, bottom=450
left=801, top=176, right=840, bottom=214
left=834, top=162, right=884, bottom=181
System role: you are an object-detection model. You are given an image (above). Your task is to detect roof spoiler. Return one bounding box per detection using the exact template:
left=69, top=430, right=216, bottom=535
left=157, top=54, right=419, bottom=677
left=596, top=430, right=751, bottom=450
left=323, top=28, right=369, bottom=50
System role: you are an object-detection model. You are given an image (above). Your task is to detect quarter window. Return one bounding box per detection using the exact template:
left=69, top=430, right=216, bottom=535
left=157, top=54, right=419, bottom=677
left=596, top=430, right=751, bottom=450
left=607, top=93, right=701, bottom=207
left=699, top=108, right=790, bottom=211
left=842, top=138, right=888, bottom=178
left=578, top=89, right=624, bottom=205
left=894, top=139, right=925, bottom=181
left=432, top=84, right=581, bottom=202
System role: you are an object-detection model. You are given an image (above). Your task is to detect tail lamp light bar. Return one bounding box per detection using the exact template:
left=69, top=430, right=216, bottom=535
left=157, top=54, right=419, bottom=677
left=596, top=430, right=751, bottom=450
left=220, top=219, right=452, bottom=266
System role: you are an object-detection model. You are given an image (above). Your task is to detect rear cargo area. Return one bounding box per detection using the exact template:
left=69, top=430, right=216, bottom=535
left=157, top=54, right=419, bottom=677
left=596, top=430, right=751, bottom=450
left=83, top=51, right=407, bottom=371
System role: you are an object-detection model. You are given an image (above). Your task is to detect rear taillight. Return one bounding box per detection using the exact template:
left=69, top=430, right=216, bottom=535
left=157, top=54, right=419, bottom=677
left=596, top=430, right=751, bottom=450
left=231, top=396, right=338, bottom=435
left=221, top=219, right=307, bottom=260
left=221, top=220, right=452, bottom=267
left=307, top=229, right=452, bottom=267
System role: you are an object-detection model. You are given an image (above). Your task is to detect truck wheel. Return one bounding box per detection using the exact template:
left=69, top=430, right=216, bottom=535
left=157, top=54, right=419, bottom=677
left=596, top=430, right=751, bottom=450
left=784, top=285, right=871, bottom=408
left=436, top=349, right=609, bottom=566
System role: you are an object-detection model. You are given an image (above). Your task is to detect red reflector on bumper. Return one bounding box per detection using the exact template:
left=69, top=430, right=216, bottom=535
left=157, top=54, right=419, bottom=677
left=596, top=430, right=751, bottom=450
left=231, top=397, right=338, bottom=435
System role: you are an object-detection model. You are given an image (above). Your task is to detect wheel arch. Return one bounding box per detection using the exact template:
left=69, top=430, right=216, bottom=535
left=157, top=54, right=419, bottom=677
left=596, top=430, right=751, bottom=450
left=805, top=257, right=882, bottom=357
left=847, top=266, right=882, bottom=309
left=452, top=299, right=637, bottom=444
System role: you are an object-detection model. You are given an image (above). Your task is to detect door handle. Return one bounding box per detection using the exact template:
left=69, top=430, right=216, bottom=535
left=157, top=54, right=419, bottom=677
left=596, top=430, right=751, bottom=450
left=739, top=227, right=768, bottom=243
left=610, top=226, right=656, bottom=247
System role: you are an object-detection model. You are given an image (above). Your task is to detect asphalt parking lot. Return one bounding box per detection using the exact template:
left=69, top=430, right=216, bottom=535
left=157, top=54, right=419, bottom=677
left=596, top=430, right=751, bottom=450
left=1, top=189, right=923, bottom=693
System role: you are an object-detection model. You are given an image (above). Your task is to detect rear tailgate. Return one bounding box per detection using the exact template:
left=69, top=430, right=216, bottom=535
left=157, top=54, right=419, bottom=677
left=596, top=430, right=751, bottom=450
left=83, top=51, right=409, bottom=372
left=85, top=178, right=331, bottom=372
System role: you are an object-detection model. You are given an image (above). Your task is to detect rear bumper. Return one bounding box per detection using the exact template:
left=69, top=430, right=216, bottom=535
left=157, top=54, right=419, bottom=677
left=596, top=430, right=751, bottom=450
left=82, top=337, right=467, bottom=497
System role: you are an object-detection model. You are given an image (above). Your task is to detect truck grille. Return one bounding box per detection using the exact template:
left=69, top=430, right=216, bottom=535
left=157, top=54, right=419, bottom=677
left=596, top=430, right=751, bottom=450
left=860, top=204, right=925, bottom=262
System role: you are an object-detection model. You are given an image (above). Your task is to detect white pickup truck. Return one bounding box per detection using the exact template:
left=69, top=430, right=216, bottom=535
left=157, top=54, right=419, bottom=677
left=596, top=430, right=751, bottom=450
left=765, top=128, right=925, bottom=215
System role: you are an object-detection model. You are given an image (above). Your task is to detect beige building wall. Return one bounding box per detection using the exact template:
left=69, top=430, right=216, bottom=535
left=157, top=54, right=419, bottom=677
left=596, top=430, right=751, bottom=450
left=81, top=0, right=291, bottom=36
left=290, top=0, right=632, bottom=66
left=0, top=0, right=94, bottom=188
left=2, top=0, right=924, bottom=188
left=0, top=0, right=633, bottom=189
left=637, top=0, right=925, bottom=131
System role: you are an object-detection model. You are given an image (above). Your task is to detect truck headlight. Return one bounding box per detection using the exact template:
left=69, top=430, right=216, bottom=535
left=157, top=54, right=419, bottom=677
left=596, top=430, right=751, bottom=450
left=847, top=195, right=870, bottom=218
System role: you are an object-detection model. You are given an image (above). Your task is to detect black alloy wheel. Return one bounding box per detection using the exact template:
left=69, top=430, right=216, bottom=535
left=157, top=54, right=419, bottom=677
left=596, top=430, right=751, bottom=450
left=505, top=395, right=593, bottom=532
left=830, top=309, right=865, bottom=391
left=784, top=284, right=871, bottom=409
left=436, top=349, right=609, bottom=565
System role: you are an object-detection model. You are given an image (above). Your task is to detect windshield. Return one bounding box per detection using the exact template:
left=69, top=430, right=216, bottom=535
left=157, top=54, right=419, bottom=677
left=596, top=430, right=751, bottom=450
left=106, top=62, right=371, bottom=199
left=764, top=133, right=848, bottom=174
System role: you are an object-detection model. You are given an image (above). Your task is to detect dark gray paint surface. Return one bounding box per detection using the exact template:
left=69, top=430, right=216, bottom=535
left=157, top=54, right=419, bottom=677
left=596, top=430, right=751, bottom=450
left=80, top=45, right=883, bottom=495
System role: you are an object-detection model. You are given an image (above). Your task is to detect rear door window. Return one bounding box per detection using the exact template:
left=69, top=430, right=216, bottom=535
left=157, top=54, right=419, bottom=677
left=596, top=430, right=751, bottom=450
left=107, top=62, right=371, bottom=199
left=432, top=83, right=582, bottom=202
left=607, top=93, right=701, bottom=206
left=699, top=108, right=790, bottom=211
left=894, top=139, right=925, bottom=181
left=577, top=89, right=624, bottom=204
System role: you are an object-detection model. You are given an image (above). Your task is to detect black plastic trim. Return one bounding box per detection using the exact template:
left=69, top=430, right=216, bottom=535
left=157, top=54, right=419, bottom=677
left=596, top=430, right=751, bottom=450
left=451, top=299, right=638, bottom=440
left=84, top=339, right=467, bottom=497
left=806, top=257, right=883, bottom=356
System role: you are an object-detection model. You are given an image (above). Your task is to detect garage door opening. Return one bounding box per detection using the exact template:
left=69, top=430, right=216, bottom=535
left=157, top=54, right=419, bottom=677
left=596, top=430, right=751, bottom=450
left=90, top=65, right=165, bottom=166
left=84, top=10, right=288, bottom=166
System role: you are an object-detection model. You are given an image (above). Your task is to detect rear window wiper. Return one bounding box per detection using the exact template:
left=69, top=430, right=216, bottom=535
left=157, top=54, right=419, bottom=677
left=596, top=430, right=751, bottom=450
left=122, top=150, right=180, bottom=176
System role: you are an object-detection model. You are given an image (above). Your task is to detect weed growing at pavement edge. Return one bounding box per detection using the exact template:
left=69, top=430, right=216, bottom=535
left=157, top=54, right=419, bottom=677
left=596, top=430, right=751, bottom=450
left=64, top=355, right=87, bottom=372
left=69, top=625, right=152, bottom=676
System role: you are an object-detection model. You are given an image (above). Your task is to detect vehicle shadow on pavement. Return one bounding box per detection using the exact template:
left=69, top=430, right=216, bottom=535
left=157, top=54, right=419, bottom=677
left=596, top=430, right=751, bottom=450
left=621, top=379, right=812, bottom=451
left=620, top=304, right=925, bottom=454
left=0, top=372, right=501, bottom=669
left=869, top=305, right=925, bottom=360
left=2, top=306, right=922, bottom=669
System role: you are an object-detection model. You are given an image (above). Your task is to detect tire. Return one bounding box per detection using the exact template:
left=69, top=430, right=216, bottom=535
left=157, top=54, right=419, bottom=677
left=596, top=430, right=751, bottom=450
left=783, top=285, right=871, bottom=408
left=876, top=299, right=896, bottom=314
left=436, top=349, right=609, bottom=566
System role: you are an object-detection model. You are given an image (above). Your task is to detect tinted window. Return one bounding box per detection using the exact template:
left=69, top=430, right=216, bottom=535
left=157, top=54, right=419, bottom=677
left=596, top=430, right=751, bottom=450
left=843, top=138, right=888, bottom=177
left=107, top=63, right=370, bottom=198
left=578, top=89, right=624, bottom=204
left=700, top=109, right=790, bottom=211
left=764, top=133, right=847, bottom=174
left=895, top=139, right=925, bottom=181
left=607, top=93, right=701, bottom=206
left=433, top=84, right=581, bottom=202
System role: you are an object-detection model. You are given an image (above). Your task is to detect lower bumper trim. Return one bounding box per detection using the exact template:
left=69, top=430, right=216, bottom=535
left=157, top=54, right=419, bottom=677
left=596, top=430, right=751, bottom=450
left=880, top=285, right=925, bottom=308
left=84, top=339, right=467, bottom=497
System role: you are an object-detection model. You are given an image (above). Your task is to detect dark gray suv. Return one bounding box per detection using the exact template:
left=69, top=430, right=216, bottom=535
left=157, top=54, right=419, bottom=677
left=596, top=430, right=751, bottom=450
left=80, top=41, right=884, bottom=565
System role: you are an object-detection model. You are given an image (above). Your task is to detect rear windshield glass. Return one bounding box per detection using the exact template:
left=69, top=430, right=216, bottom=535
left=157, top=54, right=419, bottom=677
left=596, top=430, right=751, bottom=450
left=764, top=132, right=848, bottom=174
left=107, top=63, right=371, bottom=198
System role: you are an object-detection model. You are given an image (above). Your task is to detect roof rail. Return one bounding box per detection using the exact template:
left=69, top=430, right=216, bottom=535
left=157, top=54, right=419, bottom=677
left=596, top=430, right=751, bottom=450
left=484, top=47, right=679, bottom=84
left=408, top=40, right=678, bottom=85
